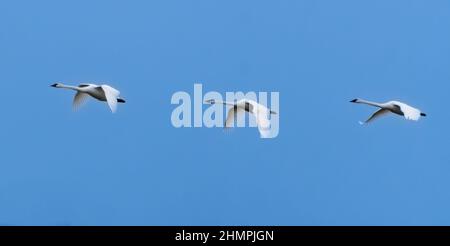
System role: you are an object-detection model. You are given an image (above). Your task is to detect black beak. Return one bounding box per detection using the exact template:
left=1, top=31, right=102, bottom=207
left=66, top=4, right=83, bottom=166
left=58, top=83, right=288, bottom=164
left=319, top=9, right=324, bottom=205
left=50, top=83, right=58, bottom=87
left=270, top=110, right=278, bottom=115
left=117, top=98, right=126, bottom=103
left=350, top=99, right=358, bottom=103
left=421, top=113, right=427, bottom=117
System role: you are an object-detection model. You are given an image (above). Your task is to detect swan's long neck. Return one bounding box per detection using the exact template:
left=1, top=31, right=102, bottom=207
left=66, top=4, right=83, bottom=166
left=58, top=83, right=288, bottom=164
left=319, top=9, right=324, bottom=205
left=208, top=100, right=236, bottom=106
left=57, top=84, right=80, bottom=91
left=355, top=99, right=384, bottom=108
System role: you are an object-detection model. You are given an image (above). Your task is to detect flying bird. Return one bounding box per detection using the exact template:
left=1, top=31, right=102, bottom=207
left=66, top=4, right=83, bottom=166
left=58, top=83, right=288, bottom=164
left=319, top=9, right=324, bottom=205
left=51, top=83, right=125, bottom=113
left=350, top=98, right=426, bottom=124
left=205, top=99, right=277, bottom=138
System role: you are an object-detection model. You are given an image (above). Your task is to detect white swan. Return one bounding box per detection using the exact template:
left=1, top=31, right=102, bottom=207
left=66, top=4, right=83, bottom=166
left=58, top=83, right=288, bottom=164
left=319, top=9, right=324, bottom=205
left=205, top=99, right=277, bottom=137
left=350, top=98, right=426, bottom=124
left=51, top=83, right=126, bottom=113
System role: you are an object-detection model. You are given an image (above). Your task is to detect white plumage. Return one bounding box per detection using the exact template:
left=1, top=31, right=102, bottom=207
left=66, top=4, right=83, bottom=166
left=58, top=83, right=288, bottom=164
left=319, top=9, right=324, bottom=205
left=205, top=99, right=277, bottom=138
left=51, top=83, right=126, bottom=113
left=350, top=98, right=426, bottom=124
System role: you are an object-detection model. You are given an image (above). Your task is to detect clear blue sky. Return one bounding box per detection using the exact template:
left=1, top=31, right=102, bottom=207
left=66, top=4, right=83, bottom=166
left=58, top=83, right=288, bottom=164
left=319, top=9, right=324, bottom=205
left=1, top=0, right=449, bottom=226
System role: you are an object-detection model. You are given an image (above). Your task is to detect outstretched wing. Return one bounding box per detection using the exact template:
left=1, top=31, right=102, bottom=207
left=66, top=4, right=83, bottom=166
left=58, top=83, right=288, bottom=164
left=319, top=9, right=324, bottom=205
left=72, top=92, right=90, bottom=111
left=361, top=108, right=390, bottom=124
left=396, top=103, right=422, bottom=121
left=251, top=102, right=272, bottom=138
left=100, top=85, right=120, bottom=113
left=225, top=107, right=245, bottom=129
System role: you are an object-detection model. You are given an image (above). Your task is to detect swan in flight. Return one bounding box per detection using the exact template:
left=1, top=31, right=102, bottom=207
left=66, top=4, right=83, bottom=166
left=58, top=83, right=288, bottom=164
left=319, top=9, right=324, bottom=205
left=350, top=98, right=426, bottom=124
left=205, top=99, right=277, bottom=138
left=51, top=83, right=126, bottom=113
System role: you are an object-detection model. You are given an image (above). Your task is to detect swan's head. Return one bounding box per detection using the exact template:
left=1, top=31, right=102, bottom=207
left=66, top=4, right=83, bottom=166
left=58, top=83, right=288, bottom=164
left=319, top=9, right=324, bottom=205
left=51, top=83, right=63, bottom=88
left=350, top=99, right=360, bottom=103
left=270, top=110, right=278, bottom=115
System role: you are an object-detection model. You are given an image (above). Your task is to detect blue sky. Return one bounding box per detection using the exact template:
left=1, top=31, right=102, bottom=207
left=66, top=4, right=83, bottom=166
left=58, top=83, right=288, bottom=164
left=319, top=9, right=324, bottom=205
left=1, top=0, right=450, bottom=225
